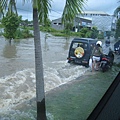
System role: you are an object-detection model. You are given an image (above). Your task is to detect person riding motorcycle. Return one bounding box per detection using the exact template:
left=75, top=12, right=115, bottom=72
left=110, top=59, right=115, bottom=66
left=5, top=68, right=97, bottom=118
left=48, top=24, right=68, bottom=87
left=91, top=41, right=104, bottom=71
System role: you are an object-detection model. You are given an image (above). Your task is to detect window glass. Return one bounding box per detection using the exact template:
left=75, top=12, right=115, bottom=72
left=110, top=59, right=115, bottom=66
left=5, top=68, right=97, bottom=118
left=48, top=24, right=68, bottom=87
left=72, top=42, right=88, bottom=49
left=72, top=43, right=79, bottom=48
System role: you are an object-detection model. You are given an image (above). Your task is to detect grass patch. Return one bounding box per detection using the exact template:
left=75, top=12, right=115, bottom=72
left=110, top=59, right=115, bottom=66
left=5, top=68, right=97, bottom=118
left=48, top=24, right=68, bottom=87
left=46, top=66, right=119, bottom=120
left=0, top=65, right=119, bottom=120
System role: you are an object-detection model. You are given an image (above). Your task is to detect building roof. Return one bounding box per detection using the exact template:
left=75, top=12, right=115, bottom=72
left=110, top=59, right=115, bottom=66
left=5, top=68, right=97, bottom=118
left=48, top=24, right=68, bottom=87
left=75, top=17, right=92, bottom=23
left=82, top=11, right=109, bottom=15
left=51, top=18, right=62, bottom=22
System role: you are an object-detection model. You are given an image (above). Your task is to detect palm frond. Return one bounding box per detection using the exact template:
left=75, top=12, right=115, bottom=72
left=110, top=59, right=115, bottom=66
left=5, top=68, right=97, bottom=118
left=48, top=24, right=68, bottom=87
left=8, top=0, right=18, bottom=15
left=1, top=0, right=8, bottom=10
left=0, top=0, right=9, bottom=16
left=62, top=0, right=87, bottom=24
left=114, top=6, right=120, bottom=16
left=0, top=0, right=18, bottom=17
left=37, top=0, right=52, bottom=24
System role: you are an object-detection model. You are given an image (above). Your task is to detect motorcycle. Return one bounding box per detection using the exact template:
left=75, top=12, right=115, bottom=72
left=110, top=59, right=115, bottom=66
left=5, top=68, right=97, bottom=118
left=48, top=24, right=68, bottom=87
left=99, top=50, right=114, bottom=72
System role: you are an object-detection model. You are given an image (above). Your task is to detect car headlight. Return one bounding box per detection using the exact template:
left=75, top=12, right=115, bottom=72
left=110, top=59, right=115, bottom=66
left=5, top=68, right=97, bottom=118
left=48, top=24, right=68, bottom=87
left=115, top=48, right=119, bottom=50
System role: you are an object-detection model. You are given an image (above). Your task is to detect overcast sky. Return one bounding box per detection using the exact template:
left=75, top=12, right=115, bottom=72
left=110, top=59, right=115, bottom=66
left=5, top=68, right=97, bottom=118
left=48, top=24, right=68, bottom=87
left=16, top=0, right=119, bottom=21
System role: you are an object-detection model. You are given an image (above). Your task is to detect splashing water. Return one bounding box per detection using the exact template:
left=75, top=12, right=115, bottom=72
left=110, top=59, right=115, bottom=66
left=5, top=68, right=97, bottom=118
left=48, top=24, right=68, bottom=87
left=0, top=35, right=89, bottom=119
left=0, top=60, right=89, bottom=119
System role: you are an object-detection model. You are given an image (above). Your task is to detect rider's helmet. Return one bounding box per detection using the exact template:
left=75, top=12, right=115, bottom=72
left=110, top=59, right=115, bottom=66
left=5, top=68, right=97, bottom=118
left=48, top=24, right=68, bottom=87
left=96, top=41, right=102, bottom=47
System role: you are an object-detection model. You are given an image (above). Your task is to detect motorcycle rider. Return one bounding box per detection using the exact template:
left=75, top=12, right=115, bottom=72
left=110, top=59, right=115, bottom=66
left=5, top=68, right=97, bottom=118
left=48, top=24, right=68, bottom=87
left=91, top=41, right=104, bottom=71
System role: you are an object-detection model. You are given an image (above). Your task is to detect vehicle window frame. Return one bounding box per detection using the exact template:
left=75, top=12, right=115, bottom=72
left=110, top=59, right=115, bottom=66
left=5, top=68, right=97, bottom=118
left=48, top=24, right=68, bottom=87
left=72, top=42, right=88, bottom=50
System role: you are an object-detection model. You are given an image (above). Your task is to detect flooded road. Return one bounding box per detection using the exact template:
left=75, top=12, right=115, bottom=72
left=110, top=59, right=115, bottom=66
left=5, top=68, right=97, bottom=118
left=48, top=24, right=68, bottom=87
left=0, top=33, right=119, bottom=119
left=0, top=33, right=89, bottom=118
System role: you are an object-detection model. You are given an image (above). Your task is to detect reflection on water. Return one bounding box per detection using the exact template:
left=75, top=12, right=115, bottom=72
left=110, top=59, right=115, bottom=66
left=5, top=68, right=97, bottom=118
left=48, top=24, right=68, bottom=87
left=2, top=43, right=17, bottom=58
left=63, top=38, right=70, bottom=50
left=43, top=40, right=49, bottom=52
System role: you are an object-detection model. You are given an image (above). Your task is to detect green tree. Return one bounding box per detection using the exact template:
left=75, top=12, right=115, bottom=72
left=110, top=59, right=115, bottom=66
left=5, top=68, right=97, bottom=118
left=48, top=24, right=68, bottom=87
left=79, top=27, right=98, bottom=38
left=114, top=1, right=120, bottom=39
left=2, top=12, right=21, bottom=42
left=42, top=18, right=51, bottom=27
left=115, top=19, right=120, bottom=39
left=114, top=6, right=120, bottom=19
left=1, top=0, right=21, bottom=43
left=64, top=22, right=73, bottom=35
left=61, top=0, right=87, bottom=34
left=80, top=27, right=89, bottom=37
left=0, top=0, right=87, bottom=119
left=91, top=27, right=98, bottom=39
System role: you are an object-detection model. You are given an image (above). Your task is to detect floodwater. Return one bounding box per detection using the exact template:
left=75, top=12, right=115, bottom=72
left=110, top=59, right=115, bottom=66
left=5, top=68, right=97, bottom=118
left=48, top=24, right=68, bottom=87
left=0, top=33, right=89, bottom=119
left=0, top=33, right=119, bottom=119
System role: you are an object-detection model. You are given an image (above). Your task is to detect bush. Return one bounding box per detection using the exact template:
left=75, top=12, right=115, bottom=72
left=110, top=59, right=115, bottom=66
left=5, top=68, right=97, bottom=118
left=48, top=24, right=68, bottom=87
left=91, top=27, right=99, bottom=39
left=97, top=33, right=104, bottom=39
left=85, top=31, right=92, bottom=38
left=14, top=28, right=33, bottom=39
left=40, top=26, right=57, bottom=32
left=2, top=12, right=21, bottom=40
left=70, top=32, right=82, bottom=37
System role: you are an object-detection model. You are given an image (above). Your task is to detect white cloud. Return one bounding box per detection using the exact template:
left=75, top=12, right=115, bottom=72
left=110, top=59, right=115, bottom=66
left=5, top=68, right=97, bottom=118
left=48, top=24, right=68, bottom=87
left=49, top=0, right=119, bottom=20
left=51, top=0, right=66, bottom=12
left=16, top=1, right=32, bottom=20
left=84, top=0, right=119, bottom=15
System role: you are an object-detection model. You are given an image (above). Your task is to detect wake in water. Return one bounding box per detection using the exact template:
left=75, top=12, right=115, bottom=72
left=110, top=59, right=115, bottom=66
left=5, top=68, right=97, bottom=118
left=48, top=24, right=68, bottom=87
left=0, top=60, right=89, bottom=119
left=0, top=68, right=35, bottom=111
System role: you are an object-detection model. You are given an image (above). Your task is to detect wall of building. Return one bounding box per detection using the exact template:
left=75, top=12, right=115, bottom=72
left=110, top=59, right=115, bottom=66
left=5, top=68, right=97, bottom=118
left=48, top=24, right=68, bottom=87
left=51, top=11, right=116, bottom=33
left=51, top=18, right=64, bottom=31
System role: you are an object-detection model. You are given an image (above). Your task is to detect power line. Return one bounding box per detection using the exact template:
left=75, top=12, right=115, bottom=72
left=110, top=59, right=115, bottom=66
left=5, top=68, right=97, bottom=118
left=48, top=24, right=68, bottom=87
left=50, top=9, right=61, bottom=14
left=17, top=7, right=62, bottom=15
left=49, top=14, right=60, bottom=17
left=16, top=7, right=62, bottom=18
left=4, top=6, right=62, bottom=20
left=17, top=7, right=32, bottom=12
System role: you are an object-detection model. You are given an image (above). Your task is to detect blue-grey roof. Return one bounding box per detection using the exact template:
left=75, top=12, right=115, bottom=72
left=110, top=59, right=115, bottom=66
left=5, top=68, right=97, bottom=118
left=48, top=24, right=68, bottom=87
left=72, top=38, right=97, bottom=43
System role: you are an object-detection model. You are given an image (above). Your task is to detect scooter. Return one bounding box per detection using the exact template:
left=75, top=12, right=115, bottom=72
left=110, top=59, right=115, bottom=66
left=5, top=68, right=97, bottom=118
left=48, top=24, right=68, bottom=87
left=99, top=50, right=114, bottom=72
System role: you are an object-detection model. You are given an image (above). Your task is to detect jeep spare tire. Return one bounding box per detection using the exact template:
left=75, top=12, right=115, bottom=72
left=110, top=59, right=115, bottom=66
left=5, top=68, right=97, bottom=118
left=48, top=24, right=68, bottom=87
left=74, top=47, right=84, bottom=58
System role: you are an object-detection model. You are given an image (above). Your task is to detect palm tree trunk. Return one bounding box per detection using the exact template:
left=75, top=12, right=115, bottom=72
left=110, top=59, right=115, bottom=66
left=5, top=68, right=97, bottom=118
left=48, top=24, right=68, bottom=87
left=33, top=8, right=47, bottom=120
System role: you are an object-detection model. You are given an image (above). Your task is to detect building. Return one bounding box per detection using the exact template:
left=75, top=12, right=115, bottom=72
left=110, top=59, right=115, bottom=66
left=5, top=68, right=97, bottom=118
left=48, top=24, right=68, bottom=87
left=51, top=17, right=92, bottom=31
left=78, top=11, right=116, bottom=33
left=80, top=11, right=110, bottom=19
left=92, top=16, right=114, bottom=31
left=51, top=18, right=64, bottom=31
left=73, top=17, right=92, bottom=32
left=51, top=11, right=116, bottom=35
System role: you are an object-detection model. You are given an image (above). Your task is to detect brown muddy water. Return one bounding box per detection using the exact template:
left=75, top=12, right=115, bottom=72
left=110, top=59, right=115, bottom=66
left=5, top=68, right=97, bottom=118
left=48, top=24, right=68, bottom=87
left=0, top=33, right=89, bottom=119
left=0, top=33, right=119, bottom=119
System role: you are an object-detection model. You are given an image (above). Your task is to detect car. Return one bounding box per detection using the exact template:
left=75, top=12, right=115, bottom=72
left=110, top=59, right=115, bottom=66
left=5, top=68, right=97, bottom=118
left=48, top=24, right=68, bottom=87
left=67, top=38, right=97, bottom=67
left=114, top=40, right=120, bottom=55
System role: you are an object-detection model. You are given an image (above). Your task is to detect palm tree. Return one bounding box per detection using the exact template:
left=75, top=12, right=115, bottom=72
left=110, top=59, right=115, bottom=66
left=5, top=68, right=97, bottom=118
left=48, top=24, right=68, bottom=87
left=8, top=0, right=18, bottom=15
left=0, top=0, right=87, bottom=119
left=0, top=0, right=8, bottom=17
left=114, top=0, right=120, bottom=19
left=114, top=6, right=120, bottom=19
